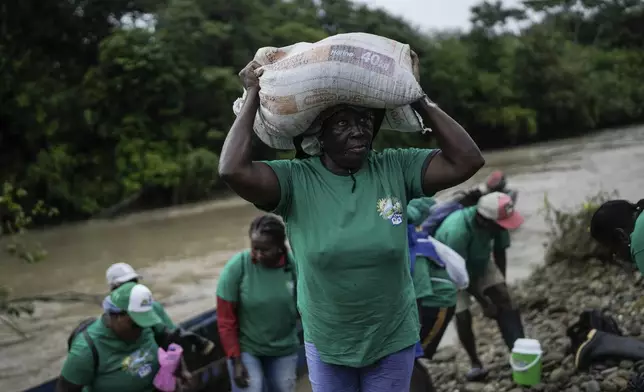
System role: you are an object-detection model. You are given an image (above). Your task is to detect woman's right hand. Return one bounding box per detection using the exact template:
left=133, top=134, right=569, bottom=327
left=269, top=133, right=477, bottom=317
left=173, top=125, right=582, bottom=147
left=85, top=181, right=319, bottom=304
left=238, top=61, right=263, bottom=91
left=232, top=357, right=250, bottom=388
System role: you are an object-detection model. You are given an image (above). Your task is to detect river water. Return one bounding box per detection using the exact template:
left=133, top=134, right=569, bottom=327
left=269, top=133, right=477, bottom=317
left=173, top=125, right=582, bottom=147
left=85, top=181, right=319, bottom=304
left=2, top=125, right=644, bottom=392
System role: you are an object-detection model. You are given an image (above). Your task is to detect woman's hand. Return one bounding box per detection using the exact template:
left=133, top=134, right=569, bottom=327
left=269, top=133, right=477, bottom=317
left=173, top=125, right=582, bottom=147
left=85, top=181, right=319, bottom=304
left=238, top=61, right=264, bottom=91
left=232, top=357, right=250, bottom=388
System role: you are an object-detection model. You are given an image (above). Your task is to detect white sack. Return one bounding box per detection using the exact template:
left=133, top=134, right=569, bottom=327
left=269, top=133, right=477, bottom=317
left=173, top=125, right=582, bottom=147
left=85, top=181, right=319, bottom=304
left=232, top=32, right=427, bottom=154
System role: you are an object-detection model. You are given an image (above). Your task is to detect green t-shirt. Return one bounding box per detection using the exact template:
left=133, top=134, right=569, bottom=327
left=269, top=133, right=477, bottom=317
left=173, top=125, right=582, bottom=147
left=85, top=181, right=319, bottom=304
left=631, top=212, right=644, bottom=274
left=152, top=302, right=175, bottom=330
left=216, top=250, right=299, bottom=357
left=412, top=256, right=434, bottom=302
left=262, top=148, right=435, bottom=367
left=61, top=318, right=160, bottom=392
left=412, top=256, right=457, bottom=308
left=434, top=207, right=511, bottom=280
left=425, top=259, right=458, bottom=308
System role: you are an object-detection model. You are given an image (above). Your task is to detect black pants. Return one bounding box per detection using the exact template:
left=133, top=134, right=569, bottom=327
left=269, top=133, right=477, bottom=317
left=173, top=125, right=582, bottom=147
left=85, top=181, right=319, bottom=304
left=418, top=305, right=456, bottom=359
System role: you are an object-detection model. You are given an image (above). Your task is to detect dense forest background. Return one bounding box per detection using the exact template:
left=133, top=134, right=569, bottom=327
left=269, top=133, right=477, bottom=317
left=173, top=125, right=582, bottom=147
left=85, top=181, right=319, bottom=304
left=2, top=0, right=644, bottom=224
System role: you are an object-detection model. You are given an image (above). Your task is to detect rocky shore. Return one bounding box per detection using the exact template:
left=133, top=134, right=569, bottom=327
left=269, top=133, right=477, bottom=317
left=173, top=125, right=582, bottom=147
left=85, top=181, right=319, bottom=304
left=425, top=259, right=644, bottom=392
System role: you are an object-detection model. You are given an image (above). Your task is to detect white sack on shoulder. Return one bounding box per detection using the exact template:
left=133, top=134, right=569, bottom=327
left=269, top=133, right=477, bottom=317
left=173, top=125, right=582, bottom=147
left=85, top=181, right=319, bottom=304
left=427, top=236, right=469, bottom=290
left=232, top=32, right=427, bottom=154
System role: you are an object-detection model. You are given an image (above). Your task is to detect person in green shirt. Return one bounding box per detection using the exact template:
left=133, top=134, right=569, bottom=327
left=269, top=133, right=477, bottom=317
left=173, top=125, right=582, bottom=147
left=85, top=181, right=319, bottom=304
left=450, top=170, right=518, bottom=277
left=590, top=199, right=644, bottom=273
left=106, top=263, right=176, bottom=330
left=56, top=282, right=164, bottom=392
left=218, top=59, right=484, bottom=392
left=216, top=214, right=299, bottom=392
left=407, top=197, right=459, bottom=360
left=434, top=192, right=525, bottom=382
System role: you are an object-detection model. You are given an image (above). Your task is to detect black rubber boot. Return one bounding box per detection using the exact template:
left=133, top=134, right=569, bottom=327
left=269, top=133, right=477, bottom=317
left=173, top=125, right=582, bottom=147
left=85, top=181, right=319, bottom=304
left=575, top=329, right=644, bottom=371
left=410, top=359, right=436, bottom=392
left=496, top=308, right=525, bottom=350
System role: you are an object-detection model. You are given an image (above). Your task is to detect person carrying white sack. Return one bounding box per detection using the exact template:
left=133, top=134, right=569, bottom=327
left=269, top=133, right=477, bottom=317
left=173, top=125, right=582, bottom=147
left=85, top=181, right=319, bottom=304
left=407, top=197, right=468, bottom=360
left=219, top=33, right=485, bottom=392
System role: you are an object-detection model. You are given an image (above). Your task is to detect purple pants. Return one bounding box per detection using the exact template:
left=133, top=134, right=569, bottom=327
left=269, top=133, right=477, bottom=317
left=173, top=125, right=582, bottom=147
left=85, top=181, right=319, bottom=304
left=305, top=342, right=416, bottom=392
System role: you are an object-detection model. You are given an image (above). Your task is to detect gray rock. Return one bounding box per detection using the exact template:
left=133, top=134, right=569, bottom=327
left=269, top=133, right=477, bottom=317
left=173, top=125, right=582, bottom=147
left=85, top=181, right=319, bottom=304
left=599, top=380, right=618, bottom=392
left=582, top=380, right=600, bottom=392
left=611, top=376, right=629, bottom=389
left=463, top=382, right=486, bottom=392
left=549, top=368, right=567, bottom=383
left=600, top=367, right=618, bottom=376
left=543, top=352, right=565, bottom=363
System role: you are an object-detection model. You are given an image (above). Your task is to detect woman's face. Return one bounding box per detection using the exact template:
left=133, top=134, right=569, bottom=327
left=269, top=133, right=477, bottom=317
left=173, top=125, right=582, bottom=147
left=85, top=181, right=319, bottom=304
left=110, top=313, right=142, bottom=341
left=319, top=108, right=375, bottom=170
left=475, top=213, right=503, bottom=232
left=251, top=232, right=284, bottom=267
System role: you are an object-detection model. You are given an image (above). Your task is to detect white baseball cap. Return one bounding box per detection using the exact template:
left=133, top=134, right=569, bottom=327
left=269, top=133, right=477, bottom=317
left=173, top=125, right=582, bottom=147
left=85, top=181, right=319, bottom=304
left=477, top=192, right=524, bottom=230
left=106, top=263, right=142, bottom=289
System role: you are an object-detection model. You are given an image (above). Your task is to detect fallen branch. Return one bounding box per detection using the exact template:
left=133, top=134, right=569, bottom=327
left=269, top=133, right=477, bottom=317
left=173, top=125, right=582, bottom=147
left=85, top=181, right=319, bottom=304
left=0, top=315, right=29, bottom=339
left=7, top=291, right=103, bottom=305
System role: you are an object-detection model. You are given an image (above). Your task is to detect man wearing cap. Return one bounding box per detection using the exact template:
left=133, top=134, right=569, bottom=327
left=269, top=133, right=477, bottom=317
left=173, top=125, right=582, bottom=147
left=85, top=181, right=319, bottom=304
left=450, top=170, right=518, bottom=277
left=434, top=191, right=525, bottom=382
left=106, top=263, right=176, bottom=330
left=57, top=282, right=164, bottom=392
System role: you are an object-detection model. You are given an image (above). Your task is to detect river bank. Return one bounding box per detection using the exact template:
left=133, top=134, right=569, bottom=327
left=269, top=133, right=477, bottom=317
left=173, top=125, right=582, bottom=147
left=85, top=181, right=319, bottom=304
left=425, top=258, right=643, bottom=392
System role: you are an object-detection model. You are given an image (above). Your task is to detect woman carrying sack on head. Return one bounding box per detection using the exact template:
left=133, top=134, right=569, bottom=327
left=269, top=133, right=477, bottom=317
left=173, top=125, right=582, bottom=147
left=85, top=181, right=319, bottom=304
left=218, top=54, right=484, bottom=391
left=217, top=214, right=299, bottom=392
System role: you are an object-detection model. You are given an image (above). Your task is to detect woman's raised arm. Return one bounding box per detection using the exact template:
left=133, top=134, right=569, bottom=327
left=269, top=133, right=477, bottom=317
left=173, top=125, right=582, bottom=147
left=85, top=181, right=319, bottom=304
left=218, top=61, right=281, bottom=209
left=412, top=97, right=485, bottom=195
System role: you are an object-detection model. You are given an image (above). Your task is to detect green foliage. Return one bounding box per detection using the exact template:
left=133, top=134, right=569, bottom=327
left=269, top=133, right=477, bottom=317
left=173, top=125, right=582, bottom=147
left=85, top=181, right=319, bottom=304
left=541, top=191, right=617, bottom=265
left=1, top=183, right=58, bottom=319
left=1, top=183, right=58, bottom=263
left=2, top=0, right=644, bottom=222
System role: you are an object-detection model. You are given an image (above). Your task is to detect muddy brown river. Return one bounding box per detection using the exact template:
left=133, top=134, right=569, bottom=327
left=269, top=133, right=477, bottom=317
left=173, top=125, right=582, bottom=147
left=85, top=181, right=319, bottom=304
left=2, top=126, right=644, bottom=392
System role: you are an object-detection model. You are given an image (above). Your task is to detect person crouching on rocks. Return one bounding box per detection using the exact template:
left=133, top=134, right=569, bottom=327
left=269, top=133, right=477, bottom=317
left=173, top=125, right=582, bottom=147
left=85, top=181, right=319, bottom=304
left=590, top=198, right=644, bottom=274
left=433, top=192, right=525, bottom=381
left=218, top=59, right=485, bottom=392
left=217, top=214, right=299, bottom=392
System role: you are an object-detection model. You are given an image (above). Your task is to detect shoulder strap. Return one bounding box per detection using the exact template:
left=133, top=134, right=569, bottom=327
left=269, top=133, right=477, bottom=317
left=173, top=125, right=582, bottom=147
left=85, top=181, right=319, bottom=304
left=82, top=329, right=99, bottom=376
left=238, top=254, right=246, bottom=303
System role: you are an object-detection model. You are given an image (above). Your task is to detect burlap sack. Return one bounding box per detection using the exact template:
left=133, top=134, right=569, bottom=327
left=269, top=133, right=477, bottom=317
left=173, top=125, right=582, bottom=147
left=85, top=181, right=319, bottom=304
left=232, top=32, right=427, bottom=154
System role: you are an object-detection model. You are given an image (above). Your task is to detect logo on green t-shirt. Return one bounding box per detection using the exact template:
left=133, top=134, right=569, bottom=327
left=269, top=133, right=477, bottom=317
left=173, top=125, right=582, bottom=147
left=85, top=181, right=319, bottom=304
left=121, top=348, right=155, bottom=378
left=377, top=196, right=404, bottom=225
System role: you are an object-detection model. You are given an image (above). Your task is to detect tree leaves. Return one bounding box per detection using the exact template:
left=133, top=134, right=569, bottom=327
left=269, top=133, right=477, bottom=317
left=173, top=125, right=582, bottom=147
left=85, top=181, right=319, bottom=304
left=1, top=0, right=643, bottom=221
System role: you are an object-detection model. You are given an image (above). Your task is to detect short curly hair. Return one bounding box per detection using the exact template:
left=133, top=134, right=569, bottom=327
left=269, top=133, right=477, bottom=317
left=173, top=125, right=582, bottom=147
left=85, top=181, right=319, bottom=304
left=249, top=214, right=286, bottom=244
